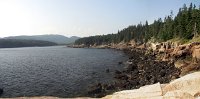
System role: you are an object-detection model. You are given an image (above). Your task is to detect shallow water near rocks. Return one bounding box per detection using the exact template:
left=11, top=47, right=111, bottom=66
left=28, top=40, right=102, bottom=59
left=0, top=46, right=128, bottom=98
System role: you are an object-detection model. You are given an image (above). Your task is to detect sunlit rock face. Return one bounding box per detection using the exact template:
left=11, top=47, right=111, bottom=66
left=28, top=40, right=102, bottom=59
left=192, top=45, right=200, bottom=61
left=102, top=72, right=200, bottom=99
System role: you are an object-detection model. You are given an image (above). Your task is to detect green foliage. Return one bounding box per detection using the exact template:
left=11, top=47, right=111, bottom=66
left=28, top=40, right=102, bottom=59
left=75, top=3, right=200, bottom=45
left=167, top=37, right=189, bottom=44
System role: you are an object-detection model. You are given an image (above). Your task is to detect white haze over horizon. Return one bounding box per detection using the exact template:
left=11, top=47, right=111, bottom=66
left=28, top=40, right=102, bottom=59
left=0, top=0, right=199, bottom=38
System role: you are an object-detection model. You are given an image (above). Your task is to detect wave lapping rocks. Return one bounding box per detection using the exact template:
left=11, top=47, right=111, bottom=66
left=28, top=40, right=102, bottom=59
left=87, top=48, right=180, bottom=98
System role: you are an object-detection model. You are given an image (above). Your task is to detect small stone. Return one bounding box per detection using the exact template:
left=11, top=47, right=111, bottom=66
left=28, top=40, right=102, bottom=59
left=0, top=88, right=3, bottom=96
left=118, top=62, right=123, bottom=64
left=88, top=83, right=102, bottom=94
left=106, top=69, right=110, bottom=73
left=115, top=70, right=122, bottom=74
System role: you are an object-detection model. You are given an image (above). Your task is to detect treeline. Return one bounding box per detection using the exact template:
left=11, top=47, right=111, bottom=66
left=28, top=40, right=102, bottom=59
left=75, top=3, right=200, bottom=46
left=0, top=39, right=57, bottom=48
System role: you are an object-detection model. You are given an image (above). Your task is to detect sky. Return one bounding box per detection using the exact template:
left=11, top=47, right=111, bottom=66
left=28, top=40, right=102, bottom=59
left=0, top=0, right=199, bottom=37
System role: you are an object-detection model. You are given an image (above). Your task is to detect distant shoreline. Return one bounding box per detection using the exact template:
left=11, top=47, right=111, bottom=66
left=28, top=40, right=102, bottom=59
left=0, top=39, right=57, bottom=48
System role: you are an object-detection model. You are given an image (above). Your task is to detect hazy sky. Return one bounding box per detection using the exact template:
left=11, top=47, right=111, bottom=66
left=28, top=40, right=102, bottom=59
left=0, top=0, right=199, bottom=37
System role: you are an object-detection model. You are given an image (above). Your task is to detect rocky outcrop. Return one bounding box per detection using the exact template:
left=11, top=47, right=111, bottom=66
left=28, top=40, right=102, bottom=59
left=145, top=41, right=200, bottom=76
left=110, top=42, right=128, bottom=50
left=170, top=44, right=190, bottom=58
left=162, top=72, right=200, bottom=97
left=103, top=72, right=200, bottom=99
left=69, top=41, right=200, bottom=99
left=128, top=40, right=137, bottom=48
left=103, top=83, right=163, bottom=99
left=136, top=43, right=146, bottom=49
left=87, top=48, right=180, bottom=98
left=192, top=45, right=200, bottom=62
left=68, top=44, right=87, bottom=48
left=91, top=45, right=110, bottom=49
left=155, top=42, right=200, bottom=62
left=150, top=42, right=161, bottom=51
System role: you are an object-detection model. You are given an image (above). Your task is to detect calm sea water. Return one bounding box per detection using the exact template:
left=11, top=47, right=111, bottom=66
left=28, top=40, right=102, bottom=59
left=0, top=46, right=128, bottom=98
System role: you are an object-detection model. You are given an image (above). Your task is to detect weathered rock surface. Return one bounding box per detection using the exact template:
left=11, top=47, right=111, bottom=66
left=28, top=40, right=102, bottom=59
left=162, top=72, right=200, bottom=96
left=103, top=83, right=163, bottom=99
left=68, top=44, right=87, bottom=48
left=192, top=45, right=200, bottom=61
left=0, top=97, right=95, bottom=99
left=102, top=72, right=200, bottom=99
left=146, top=41, right=200, bottom=76
left=87, top=48, right=180, bottom=98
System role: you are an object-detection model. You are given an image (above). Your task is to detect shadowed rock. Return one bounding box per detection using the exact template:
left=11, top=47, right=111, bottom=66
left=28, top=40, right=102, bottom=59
left=0, top=88, right=3, bottom=96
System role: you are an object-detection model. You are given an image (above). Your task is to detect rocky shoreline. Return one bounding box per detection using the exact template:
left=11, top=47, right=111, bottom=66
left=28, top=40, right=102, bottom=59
left=0, top=41, right=199, bottom=98
left=86, top=47, right=181, bottom=98
left=69, top=40, right=200, bottom=98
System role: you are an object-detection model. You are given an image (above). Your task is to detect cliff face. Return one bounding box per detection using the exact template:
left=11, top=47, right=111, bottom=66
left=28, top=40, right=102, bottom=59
left=146, top=41, right=200, bottom=76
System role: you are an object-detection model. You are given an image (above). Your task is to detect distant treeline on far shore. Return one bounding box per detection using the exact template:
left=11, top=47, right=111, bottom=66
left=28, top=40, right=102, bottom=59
left=0, top=39, right=57, bottom=48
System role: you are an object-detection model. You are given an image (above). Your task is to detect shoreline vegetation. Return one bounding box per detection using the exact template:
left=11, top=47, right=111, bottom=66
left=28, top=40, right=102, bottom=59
left=0, top=39, right=57, bottom=48
left=0, top=35, right=80, bottom=48
left=67, top=3, right=200, bottom=98
left=74, top=3, right=200, bottom=47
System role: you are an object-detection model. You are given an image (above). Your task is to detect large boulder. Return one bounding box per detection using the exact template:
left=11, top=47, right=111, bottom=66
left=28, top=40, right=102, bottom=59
left=158, top=42, right=172, bottom=53
left=136, top=43, right=146, bottom=49
left=150, top=43, right=161, bottom=51
left=103, top=83, right=163, bottom=99
left=159, top=45, right=166, bottom=53
left=174, top=60, right=188, bottom=70
left=162, top=72, right=200, bottom=96
left=192, top=45, right=200, bottom=61
left=170, top=44, right=190, bottom=58
left=128, top=40, right=137, bottom=48
left=103, top=72, right=200, bottom=99
left=163, top=90, right=195, bottom=99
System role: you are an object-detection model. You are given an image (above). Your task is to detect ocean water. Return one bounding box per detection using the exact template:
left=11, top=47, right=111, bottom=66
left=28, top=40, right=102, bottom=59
left=0, top=46, right=128, bottom=97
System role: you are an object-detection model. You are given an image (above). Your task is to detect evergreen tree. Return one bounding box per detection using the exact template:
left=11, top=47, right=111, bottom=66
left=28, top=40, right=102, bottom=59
left=75, top=3, right=200, bottom=45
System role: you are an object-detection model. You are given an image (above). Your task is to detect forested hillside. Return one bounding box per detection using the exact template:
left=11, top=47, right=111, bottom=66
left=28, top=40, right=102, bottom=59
left=0, top=39, right=57, bottom=48
left=5, top=35, right=80, bottom=44
left=75, top=3, right=200, bottom=46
